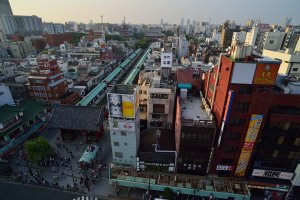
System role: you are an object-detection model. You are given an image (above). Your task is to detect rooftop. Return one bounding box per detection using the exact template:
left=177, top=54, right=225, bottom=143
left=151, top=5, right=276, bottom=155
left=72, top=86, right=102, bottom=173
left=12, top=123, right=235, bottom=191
left=180, top=96, right=211, bottom=122
left=47, top=105, right=103, bottom=132
left=139, top=129, right=175, bottom=152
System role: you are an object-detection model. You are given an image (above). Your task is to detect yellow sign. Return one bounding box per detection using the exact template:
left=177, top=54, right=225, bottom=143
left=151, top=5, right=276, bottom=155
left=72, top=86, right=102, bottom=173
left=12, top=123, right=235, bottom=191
left=235, top=114, right=263, bottom=177
left=122, top=101, right=134, bottom=118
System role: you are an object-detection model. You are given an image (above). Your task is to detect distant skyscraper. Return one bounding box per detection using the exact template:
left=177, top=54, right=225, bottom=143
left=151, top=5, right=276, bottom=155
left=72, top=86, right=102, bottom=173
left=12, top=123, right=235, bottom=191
left=0, top=0, right=13, bottom=15
left=161, top=18, right=163, bottom=26
left=186, top=19, right=191, bottom=35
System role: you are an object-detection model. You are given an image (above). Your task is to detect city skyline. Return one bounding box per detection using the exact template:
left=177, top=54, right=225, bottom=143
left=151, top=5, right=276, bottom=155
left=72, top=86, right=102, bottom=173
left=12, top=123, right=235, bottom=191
left=9, top=0, right=300, bottom=25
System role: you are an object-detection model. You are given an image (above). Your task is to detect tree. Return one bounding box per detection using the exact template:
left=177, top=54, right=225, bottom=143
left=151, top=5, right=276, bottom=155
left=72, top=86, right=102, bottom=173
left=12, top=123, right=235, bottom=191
left=162, top=187, right=174, bottom=200
left=24, top=137, right=54, bottom=164
left=135, top=38, right=149, bottom=49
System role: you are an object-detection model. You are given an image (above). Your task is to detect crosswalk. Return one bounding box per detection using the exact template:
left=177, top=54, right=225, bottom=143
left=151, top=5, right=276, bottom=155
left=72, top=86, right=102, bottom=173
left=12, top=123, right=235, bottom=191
left=73, top=196, right=99, bottom=200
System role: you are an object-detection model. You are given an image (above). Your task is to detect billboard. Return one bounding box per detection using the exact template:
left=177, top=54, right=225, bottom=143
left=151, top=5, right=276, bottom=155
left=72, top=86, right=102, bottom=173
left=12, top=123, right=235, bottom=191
left=252, top=169, right=294, bottom=180
left=235, top=114, right=263, bottom=177
left=223, top=90, right=234, bottom=124
left=108, top=93, right=135, bottom=118
left=231, top=63, right=256, bottom=84
left=109, top=119, right=135, bottom=132
left=253, top=63, right=279, bottom=85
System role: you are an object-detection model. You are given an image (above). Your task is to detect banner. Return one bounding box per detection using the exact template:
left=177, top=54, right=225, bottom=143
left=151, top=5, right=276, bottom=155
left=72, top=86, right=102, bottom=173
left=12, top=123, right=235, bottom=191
left=253, top=64, right=279, bottom=85
left=235, top=114, right=263, bottom=177
left=108, top=93, right=135, bottom=118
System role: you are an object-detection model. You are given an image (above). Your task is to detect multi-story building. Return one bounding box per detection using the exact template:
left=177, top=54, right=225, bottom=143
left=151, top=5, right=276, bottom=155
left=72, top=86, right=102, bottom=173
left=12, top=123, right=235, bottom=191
left=0, top=0, right=13, bottom=15
left=220, top=21, right=240, bottom=48
left=231, top=31, right=247, bottom=46
left=27, top=59, right=68, bottom=105
left=43, top=22, right=65, bottom=34
left=259, top=31, right=285, bottom=52
left=0, top=83, right=14, bottom=106
left=282, top=26, right=300, bottom=52
left=175, top=88, right=216, bottom=175
left=0, top=15, right=42, bottom=35
left=263, top=49, right=300, bottom=77
left=45, top=33, right=74, bottom=47
left=203, top=44, right=300, bottom=198
left=107, top=85, right=140, bottom=168
left=245, top=26, right=258, bottom=47
left=177, top=35, right=189, bottom=58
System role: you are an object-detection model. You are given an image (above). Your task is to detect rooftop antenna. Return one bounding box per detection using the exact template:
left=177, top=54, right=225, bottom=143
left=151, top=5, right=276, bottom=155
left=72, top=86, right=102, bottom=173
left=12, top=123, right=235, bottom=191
left=123, top=16, right=126, bottom=24
left=101, top=15, right=104, bottom=32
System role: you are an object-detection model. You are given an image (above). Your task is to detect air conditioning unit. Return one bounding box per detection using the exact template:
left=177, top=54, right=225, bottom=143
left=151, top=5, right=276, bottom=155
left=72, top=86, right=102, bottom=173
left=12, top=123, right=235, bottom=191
left=207, top=122, right=213, bottom=126
left=199, top=121, right=205, bottom=126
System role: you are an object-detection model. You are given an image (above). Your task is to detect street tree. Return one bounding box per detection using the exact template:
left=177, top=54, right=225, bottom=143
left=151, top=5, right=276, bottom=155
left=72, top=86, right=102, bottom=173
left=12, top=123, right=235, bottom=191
left=24, top=137, right=54, bottom=164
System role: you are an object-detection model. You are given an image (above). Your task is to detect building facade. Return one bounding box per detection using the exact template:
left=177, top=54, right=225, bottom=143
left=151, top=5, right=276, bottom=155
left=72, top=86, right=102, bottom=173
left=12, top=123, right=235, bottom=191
left=220, top=22, right=240, bottom=48
left=0, top=0, right=13, bottom=15
left=27, top=59, right=68, bottom=105
left=107, top=85, right=140, bottom=168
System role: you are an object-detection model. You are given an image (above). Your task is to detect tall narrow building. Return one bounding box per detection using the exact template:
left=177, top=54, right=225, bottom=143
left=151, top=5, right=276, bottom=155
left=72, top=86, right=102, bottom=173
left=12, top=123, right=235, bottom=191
left=0, top=0, right=13, bottom=15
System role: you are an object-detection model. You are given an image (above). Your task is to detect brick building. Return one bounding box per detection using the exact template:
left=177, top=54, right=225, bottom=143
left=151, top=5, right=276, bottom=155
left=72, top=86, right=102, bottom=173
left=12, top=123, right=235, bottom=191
left=45, top=33, right=74, bottom=47
left=203, top=45, right=300, bottom=197
left=27, top=59, right=76, bottom=105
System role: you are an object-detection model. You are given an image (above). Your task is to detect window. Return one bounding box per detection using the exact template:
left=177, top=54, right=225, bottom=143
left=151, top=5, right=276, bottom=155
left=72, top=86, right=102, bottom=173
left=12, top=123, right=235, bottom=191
left=292, top=68, right=298, bottom=72
left=223, top=146, right=238, bottom=153
left=153, top=104, right=165, bottom=113
left=230, top=118, right=245, bottom=126
left=272, top=150, right=279, bottom=158
left=121, top=131, right=127, bottom=136
left=288, top=152, right=300, bottom=159
left=143, top=90, right=147, bottom=95
left=238, top=86, right=252, bottom=94
left=294, top=138, right=300, bottom=146
left=115, top=152, right=123, bottom=158
left=227, top=132, right=241, bottom=140
left=277, top=136, right=285, bottom=144
left=113, top=142, right=119, bottom=146
left=152, top=114, right=160, bottom=119
left=220, top=159, right=234, bottom=165
left=124, top=142, right=127, bottom=146
left=234, top=102, right=249, bottom=111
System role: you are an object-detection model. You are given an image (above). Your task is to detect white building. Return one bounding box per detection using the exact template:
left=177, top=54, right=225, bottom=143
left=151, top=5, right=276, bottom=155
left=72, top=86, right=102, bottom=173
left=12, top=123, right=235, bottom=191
left=231, top=31, right=247, bottom=46
left=0, top=84, right=14, bottom=106
left=108, top=85, right=140, bottom=168
left=0, top=61, right=15, bottom=80
left=262, top=31, right=286, bottom=51
left=177, top=35, right=189, bottom=58
left=245, top=26, right=259, bottom=46
left=263, top=49, right=300, bottom=77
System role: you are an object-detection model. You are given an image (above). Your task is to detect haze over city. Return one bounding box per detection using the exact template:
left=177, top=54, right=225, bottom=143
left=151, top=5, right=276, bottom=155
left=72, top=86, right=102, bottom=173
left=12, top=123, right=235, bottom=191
left=10, top=0, right=300, bottom=24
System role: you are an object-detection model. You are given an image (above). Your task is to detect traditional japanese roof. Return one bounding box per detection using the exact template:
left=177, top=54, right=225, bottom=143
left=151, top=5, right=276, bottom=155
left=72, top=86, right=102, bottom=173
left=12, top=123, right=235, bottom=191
left=47, top=105, right=103, bottom=132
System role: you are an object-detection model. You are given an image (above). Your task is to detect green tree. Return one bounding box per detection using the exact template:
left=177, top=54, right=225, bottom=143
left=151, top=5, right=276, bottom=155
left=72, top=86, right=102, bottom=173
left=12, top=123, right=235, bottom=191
left=162, top=187, right=174, bottom=200
left=135, top=38, right=149, bottom=49
left=24, top=137, right=54, bottom=164
left=105, top=34, right=124, bottom=41
left=71, top=32, right=86, bottom=45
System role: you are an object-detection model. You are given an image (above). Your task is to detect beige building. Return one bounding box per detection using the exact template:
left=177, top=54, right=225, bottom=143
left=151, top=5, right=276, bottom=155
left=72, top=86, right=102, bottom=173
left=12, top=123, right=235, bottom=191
left=263, top=49, right=300, bottom=77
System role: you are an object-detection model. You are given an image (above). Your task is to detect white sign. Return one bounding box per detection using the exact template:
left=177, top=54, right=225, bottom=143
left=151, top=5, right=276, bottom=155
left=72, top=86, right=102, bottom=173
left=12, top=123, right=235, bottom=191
left=109, top=119, right=135, bottom=132
left=216, top=165, right=232, bottom=171
left=252, top=169, right=294, bottom=180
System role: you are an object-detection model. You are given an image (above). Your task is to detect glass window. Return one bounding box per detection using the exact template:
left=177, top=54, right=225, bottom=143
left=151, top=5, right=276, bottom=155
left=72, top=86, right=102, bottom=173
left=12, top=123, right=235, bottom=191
left=113, top=142, right=119, bottom=146
left=115, top=152, right=123, bottom=158
left=272, top=150, right=279, bottom=158
left=121, top=131, right=127, bottom=136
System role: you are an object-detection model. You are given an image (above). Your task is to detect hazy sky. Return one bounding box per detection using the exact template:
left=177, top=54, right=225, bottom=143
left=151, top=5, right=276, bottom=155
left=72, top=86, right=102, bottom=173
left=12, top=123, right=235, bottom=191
left=9, top=0, right=300, bottom=25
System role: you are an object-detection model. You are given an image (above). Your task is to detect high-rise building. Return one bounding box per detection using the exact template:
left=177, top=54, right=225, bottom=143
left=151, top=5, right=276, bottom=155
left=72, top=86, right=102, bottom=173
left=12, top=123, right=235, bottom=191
left=0, top=15, right=42, bottom=35
left=220, top=21, right=240, bottom=48
left=203, top=45, right=300, bottom=197
left=0, top=0, right=13, bottom=15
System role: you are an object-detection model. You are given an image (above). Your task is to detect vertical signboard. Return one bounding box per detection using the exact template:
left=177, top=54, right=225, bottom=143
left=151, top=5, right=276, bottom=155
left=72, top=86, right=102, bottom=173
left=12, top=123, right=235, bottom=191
left=235, top=114, right=263, bottom=177
left=253, top=63, right=279, bottom=85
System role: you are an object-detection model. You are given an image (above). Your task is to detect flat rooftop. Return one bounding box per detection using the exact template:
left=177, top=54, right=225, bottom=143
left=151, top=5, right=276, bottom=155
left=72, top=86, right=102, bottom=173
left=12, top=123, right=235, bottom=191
left=139, top=129, right=175, bottom=152
left=180, top=96, right=210, bottom=121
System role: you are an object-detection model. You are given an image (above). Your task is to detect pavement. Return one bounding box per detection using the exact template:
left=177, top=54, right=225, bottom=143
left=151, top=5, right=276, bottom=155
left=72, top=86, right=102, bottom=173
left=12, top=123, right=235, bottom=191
left=5, top=120, right=145, bottom=200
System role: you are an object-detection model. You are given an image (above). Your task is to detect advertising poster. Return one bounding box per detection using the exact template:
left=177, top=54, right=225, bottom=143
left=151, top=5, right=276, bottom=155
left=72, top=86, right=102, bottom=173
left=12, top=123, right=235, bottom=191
left=108, top=94, right=122, bottom=117
left=235, top=148, right=252, bottom=176
left=122, top=95, right=135, bottom=118
left=235, top=114, right=263, bottom=177
left=253, top=63, right=279, bottom=85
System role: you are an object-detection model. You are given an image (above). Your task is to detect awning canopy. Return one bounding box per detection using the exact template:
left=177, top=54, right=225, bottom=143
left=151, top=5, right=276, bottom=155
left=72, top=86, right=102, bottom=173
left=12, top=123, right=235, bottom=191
left=79, top=145, right=99, bottom=164
left=178, top=83, right=192, bottom=89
